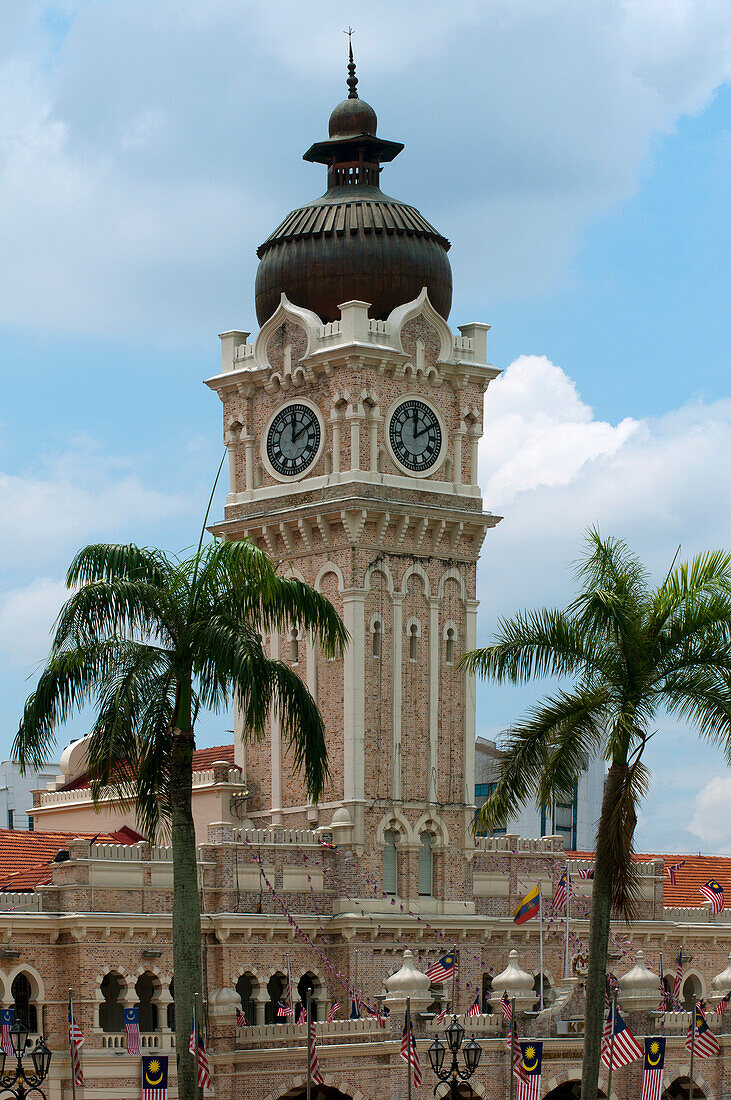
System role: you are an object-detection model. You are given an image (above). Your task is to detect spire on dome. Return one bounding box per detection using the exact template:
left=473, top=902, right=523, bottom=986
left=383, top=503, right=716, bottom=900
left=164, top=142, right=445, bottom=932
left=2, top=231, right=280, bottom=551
left=346, top=28, right=358, bottom=99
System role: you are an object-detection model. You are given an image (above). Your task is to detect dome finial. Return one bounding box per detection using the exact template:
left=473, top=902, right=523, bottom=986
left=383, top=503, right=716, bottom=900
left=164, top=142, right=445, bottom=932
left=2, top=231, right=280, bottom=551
left=345, top=27, right=358, bottom=98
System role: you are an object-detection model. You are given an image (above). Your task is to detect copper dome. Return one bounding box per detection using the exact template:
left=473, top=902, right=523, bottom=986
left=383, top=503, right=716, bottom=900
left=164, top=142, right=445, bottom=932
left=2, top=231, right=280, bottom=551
left=254, top=60, right=452, bottom=326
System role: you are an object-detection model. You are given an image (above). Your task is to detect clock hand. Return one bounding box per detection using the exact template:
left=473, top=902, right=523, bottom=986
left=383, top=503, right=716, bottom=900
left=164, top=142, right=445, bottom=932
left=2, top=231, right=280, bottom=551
left=292, top=418, right=309, bottom=442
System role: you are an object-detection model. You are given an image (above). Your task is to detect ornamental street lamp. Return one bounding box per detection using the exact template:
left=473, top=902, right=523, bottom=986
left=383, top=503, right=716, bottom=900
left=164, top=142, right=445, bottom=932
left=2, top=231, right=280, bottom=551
left=0, top=1023, right=52, bottom=1099
left=428, top=1015, right=482, bottom=1099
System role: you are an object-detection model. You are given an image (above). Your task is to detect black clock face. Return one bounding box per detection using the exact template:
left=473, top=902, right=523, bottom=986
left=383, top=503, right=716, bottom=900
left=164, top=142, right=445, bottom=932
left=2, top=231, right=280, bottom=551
left=389, top=399, right=442, bottom=473
left=266, top=403, right=321, bottom=476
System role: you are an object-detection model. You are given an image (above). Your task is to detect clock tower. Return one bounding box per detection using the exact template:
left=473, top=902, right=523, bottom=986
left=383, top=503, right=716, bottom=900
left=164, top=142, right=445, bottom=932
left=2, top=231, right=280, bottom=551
left=206, top=59, right=500, bottom=908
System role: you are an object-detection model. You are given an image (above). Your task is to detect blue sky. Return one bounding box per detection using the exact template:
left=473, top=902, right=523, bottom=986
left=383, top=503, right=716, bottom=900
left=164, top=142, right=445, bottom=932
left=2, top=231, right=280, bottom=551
left=0, top=1, right=730, bottom=854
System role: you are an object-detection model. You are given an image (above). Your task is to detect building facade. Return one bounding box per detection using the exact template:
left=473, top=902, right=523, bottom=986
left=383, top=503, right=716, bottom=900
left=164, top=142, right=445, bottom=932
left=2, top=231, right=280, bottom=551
left=0, top=758, right=58, bottom=831
left=2, top=64, right=730, bottom=1100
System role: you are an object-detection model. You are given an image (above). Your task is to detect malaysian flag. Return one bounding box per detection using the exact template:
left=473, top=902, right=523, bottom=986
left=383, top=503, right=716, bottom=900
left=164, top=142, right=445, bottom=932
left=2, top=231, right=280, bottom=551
left=68, top=993, right=84, bottom=1086
left=552, top=869, right=569, bottom=913
left=658, top=957, right=671, bottom=1011
left=672, top=950, right=684, bottom=1006
left=426, top=952, right=457, bottom=984
left=666, top=861, right=686, bottom=886
left=124, top=1006, right=141, bottom=1055
left=516, top=1041, right=543, bottom=1100
left=326, top=1000, right=340, bottom=1022
left=500, top=992, right=512, bottom=1021
left=141, top=1055, right=168, bottom=1100
left=717, top=991, right=731, bottom=1017
left=400, top=1016, right=422, bottom=1086
left=296, top=1005, right=307, bottom=1026
left=309, top=1021, right=324, bottom=1086
left=686, top=1003, right=720, bottom=1058
left=640, top=1038, right=666, bottom=1100
left=577, top=867, right=594, bottom=879
left=189, top=1010, right=211, bottom=1091
left=507, top=1021, right=529, bottom=1084
left=236, top=1007, right=247, bottom=1026
left=0, top=1009, right=13, bottom=1056
left=465, top=997, right=481, bottom=1017
left=434, top=1007, right=448, bottom=1025
left=601, top=1006, right=643, bottom=1069
left=277, top=1001, right=294, bottom=1018
left=350, top=993, right=362, bottom=1020
left=699, top=880, right=724, bottom=914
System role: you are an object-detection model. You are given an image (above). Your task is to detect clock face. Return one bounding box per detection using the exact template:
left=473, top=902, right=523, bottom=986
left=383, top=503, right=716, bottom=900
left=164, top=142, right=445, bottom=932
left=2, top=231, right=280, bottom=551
left=266, top=402, right=321, bottom=477
left=388, top=398, right=442, bottom=473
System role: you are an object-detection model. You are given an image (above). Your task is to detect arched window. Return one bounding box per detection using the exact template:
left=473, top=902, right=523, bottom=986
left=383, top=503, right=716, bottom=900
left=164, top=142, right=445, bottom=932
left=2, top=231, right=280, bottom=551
left=383, top=830, right=398, bottom=896
left=481, top=973, right=494, bottom=1013
left=409, top=624, right=419, bottom=662
left=236, top=974, right=256, bottom=1024
left=167, top=980, right=175, bottom=1031
left=136, top=972, right=159, bottom=1032
left=372, top=620, right=383, bottom=659
left=11, top=974, right=37, bottom=1033
left=682, top=975, right=703, bottom=1011
left=290, top=628, right=299, bottom=665
left=266, top=974, right=287, bottom=1025
left=297, top=973, right=319, bottom=1021
left=445, top=627, right=455, bottom=665
left=532, top=973, right=554, bottom=1010
left=418, top=832, right=433, bottom=896
left=99, top=972, right=125, bottom=1032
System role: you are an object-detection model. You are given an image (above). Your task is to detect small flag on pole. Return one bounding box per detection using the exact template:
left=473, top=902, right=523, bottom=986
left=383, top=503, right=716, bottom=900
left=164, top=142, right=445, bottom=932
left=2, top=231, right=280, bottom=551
left=717, top=991, right=730, bottom=1017
left=326, top=1000, right=340, bottom=1022
left=68, top=993, right=85, bottom=1086
left=426, top=953, right=457, bottom=984
left=465, top=997, right=481, bottom=1017
left=513, top=884, right=540, bottom=925
left=236, top=1007, right=247, bottom=1026
left=640, top=1038, right=666, bottom=1100
left=434, top=1007, right=448, bottom=1025
left=552, top=869, right=569, bottom=913
left=0, top=1009, right=13, bottom=1056
left=516, top=1040, right=543, bottom=1100
left=699, top=880, right=724, bottom=913
left=400, top=1015, right=422, bottom=1086
left=277, top=1001, right=294, bottom=1018
left=189, top=1008, right=211, bottom=1091
left=686, top=1003, right=720, bottom=1058
left=350, top=993, right=362, bottom=1020
left=500, top=992, right=512, bottom=1021
left=601, top=1006, right=643, bottom=1069
left=577, top=867, right=594, bottom=879
left=309, top=1021, right=324, bottom=1086
left=124, top=1006, right=141, bottom=1055
left=666, top=861, right=686, bottom=886
left=296, top=1005, right=307, bottom=1026
left=142, top=1054, right=169, bottom=1099
left=672, top=950, right=684, bottom=1007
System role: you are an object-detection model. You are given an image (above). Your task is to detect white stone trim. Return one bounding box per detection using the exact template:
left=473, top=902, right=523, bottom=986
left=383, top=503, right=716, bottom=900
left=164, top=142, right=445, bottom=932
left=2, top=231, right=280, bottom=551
left=438, top=566, right=467, bottom=600
left=253, top=294, right=322, bottom=366
left=400, top=561, right=431, bottom=597
left=391, top=593, right=403, bottom=799
left=364, top=561, right=395, bottom=593
left=342, top=588, right=366, bottom=803
left=315, top=562, right=345, bottom=592
left=386, top=286, right=454, bottom=362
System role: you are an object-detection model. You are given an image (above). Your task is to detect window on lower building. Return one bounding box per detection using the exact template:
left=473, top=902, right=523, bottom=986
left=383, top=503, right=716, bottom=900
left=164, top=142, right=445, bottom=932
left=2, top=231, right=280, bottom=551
left=100, top=972, right=125, bottom=1032
left=409, top=624, right=419, bottom=662
left=7, top=809, right=13, bottom=830
left=418, top=832, right=433, bottom=896
left=372, top=620, right=383, bottom=658
left=136, top=972, right=159, bottom=1032
left=383, top=830, right=398, bottom=895
left=11, top=974, right=37, bottom=1033
left=236, top=974, right=256, bottom=1024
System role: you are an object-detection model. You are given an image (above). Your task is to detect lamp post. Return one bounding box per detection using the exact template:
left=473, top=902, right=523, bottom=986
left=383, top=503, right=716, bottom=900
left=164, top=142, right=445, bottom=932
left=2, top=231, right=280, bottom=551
left=428, top=1015, right=482, bottom=1099
left=0, top=1021, right=52, bottom=1098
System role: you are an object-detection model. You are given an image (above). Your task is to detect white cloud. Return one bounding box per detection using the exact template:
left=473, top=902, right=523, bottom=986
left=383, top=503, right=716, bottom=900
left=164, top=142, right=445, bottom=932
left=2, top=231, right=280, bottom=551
left=690, top=777, right=731, bottom=853
left=0, top=0, right=728, bottom=334
left=0, top=578, right=66, bottom=667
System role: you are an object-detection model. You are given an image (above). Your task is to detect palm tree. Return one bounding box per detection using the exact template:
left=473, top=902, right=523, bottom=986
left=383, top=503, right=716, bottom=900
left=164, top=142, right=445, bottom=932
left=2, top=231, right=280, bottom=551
left=13, top=540, right=347, bottom=1100
left=460, top=530, right=731, bottom=1100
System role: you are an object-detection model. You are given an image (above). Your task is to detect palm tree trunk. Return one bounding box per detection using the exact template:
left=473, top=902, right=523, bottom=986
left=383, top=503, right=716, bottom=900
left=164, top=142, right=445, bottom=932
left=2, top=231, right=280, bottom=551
left=171, top=678, right=202, bottom=1100
left=580, top=762, right=624, bottom=1100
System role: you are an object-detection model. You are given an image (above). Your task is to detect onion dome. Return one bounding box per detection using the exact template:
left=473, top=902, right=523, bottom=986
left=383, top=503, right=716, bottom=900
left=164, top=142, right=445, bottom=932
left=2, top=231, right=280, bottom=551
left=384, top=950, right=432, bottom=1011
left=617, top=949, right=660, bottom=1012
left=712, top=953, right=731, bottom=996
left=255, top=49, right=452, bottom=326
left=489, top=950, right=535, bottom=1012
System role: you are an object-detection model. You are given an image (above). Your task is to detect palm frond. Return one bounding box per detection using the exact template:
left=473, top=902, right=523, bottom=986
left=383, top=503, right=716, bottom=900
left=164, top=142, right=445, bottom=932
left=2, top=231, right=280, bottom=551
left=662, top=672, right=731, bottom=758
left=269, top=660, right=329, bottom=803
left=66, top=543, right=172, bottom=588
left=459, top=608, right=607, bottom=682
left=52, top=579, right=172, bottom=652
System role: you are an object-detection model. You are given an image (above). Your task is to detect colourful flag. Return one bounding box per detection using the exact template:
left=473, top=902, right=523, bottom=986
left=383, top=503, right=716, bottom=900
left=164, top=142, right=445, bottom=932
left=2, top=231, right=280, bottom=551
left=577, top=867, right=594, bottom=879
left=189, top=1008, right=211, bottom=1091
left=0, top=1009, right=13, bottom=1057
left=552, top=869, right=569, bottom=913
left=465, top=997, right=481, bottom=1017
left=296, top=1005, right=307, bottom=1026
left=666, top=861, right=686, bottom=886
left=500, top=992, right=512, bottom=1021
left=350, top=994, right=362, bottom=1020
left=124, top=1006, right=141, bottom=1055
left=400, top=1015, right=422, bottom=1086
left=434, top=1007, right=448, bottom=1025
left=142, top=1054, right=168, bottom=1099
left=277, top=1001, right=294, bottom=1018
left=686, top=1003, right=720, bottom=1058
left=309, top=1021, right=324, bottom=1086
left=516, top=1041, right=543, bottom=1100
left=672, top=950, right=684, bottom=1006
left=507, top=1021, right=529, bottom=1084
left=426, top=952, right=457, bottom=984
left=601, top=1006, right=643, bottom=1069
left=236, top=1007, right=247, bottom=1026
left=699, top=880, right=724, bottom=914
left=513, top=884, right=540, bottom=925
left=68, top=993, right=84, bottom=1086
left=717, top=991, right=730, bottom=1017
left=326, top=1000, right=340, bottom=1022
left=640, top=1038, right=666, bottom=1100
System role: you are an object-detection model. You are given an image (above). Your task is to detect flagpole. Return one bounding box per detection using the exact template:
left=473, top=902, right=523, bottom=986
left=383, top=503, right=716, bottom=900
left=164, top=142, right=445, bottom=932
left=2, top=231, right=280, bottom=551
left=69, top=988, right=77, bottom=1100
left=509, top=1000, right=516, bottom=1100
left=538, top=882, right=544, bottom=1010
left=406, top=996, right=412, bottom=1100
left=689, top=1006, right=696, bottom=1100
left=607, top=988, right=618, bottom=1100
left=306, top=987, right=312, bottom=1100
left=451, top=944, right=457, bottom=1013
left=564, top=870, right=570, bottom=980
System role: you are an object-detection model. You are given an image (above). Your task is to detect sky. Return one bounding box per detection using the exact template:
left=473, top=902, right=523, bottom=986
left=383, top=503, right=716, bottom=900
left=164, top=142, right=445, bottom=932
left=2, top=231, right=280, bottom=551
left=0, top=0, right=730, bottom=855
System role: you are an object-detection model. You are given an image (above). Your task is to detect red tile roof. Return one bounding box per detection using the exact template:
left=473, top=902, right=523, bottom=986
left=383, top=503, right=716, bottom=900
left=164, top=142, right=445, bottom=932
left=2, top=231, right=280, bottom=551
left=59, top=744, right=236, bottom=791
left=0, top=826, right=144, bottom=892
left=568, top=850, right=731, bottom=910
